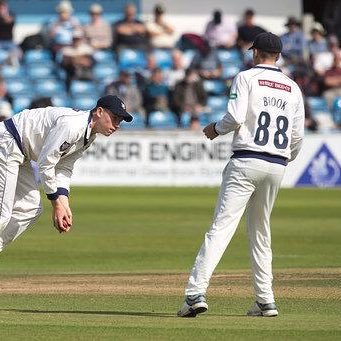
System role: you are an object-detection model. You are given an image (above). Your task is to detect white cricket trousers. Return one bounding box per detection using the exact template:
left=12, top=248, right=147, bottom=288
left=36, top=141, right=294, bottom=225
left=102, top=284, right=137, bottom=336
left=185, top=158, right=285, bottom=304
left=0, top=125, right=42, bottom=252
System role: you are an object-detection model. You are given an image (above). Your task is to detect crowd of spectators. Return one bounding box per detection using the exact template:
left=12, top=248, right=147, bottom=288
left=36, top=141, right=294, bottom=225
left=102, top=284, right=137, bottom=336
left=1, top=0, right=341, bottom=131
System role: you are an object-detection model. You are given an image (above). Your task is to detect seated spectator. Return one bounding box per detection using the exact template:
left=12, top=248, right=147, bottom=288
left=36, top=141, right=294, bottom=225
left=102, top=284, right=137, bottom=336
left=143, top=68, right=169, bottom=126
left=323, top=50, right=341, bottom=107
left=308, top=22, right=328, bottom=57
left=292, top=64, right=322, bottom=97
left=164, top=49, right=185, bottom=89
left=0, top=0, right=21, bottom=65
left=61, top=30, right=94, bottom=87
left=203, top=9, right=237, bottom=49
left=237, top=9, right=266, bottom=51
left=146, top=4, right=175, bottom=49
left=48, top=0, right=80, bottom=53
left=0, top=76, right=12, bottom=105
left=0, top=100, right=12, bottom=121
left=313, top=35, right=340, bottom=76
left=113, top=3, right=149, bottom=51
left=135, top=53, right=157, bottom=91
left=304, top=98, right=319, bottom=132
left=84, top=3, right=112, bottom=50
left=280, top=16, right=306, bottom=62
left=171, top=68, right=207, bottom=129
left=190, top=40, right=222, bottom=79
left=105, top=70, right=144, bottom=114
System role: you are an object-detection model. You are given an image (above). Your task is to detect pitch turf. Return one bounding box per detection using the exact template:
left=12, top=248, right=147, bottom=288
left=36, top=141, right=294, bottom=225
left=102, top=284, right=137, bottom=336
left=0, top=187, right=340, bottom=340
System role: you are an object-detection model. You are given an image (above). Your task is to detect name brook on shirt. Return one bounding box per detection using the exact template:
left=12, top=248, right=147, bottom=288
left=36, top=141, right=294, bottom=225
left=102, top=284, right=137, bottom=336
left=263, top=96, right=287, bottom=111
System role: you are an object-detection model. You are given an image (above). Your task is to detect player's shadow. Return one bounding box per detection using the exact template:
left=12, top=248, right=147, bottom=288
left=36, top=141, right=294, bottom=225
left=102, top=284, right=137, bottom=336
left=1, top=308, right=245, bottom=318
left=1, top=308, right=174, bottom=318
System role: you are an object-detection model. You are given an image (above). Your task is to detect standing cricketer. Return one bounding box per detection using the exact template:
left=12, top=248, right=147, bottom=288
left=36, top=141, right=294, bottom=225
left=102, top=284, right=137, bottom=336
left=0, top=95, right=132, bottom=250
left=178, top=32, right=305, bottom=317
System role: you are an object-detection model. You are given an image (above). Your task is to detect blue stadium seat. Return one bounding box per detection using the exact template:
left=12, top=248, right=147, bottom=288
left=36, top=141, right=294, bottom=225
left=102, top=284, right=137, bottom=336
left=118, top=49, right=147, bottom=70
left=149, top=111, right=177, bottom=129
left=0, top=49, right=9, bottom=64
left=203, top=80, right=226, bottom=95
left=26, top=64, right=56, bottom=79
left=205, top=111, right=225, bottom=124
left=93, top=50, right=115, bottom=64
left=307, top=96, right=329, bottom=113
left=24, top=49, right=53, bottom=64
left=12, top=95, right=33, bottom=113
left=217, top=48, right=242, bottom=65
left=52, top=94, right=71, bottom=107
left=93, top=63, right=118, bottom=81
left=332, top=96, right=341, bottom=124
left=121, top=112, right=145, bottom=129
left=182, top=49, right=196, bottom=68
left=71, top=96, right=97, bottom=110
left=180, top=112, right=191, bottom=128
left=152, top=49, right=173, bottom=70
left=35, top=78, right=65, bottom=96
left=1, top=65, right=25, bottom=79
left=5, top=79, right=31, bottom=95
left=207, top=96, right=228, bottom=111
left=70, top=80, right=98, bottom=96
left=222, top=64, right=240, bottom=79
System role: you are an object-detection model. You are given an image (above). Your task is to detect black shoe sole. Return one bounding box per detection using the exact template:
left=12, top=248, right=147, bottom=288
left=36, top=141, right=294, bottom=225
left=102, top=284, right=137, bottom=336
left=184, top=306, right=208, bottom=318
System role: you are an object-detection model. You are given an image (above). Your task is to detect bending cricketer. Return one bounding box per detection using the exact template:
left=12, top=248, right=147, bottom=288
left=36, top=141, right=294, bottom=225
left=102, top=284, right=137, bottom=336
left=0, top=95, right=132, bottom=250
left=178, top=32, right=305, bottom=317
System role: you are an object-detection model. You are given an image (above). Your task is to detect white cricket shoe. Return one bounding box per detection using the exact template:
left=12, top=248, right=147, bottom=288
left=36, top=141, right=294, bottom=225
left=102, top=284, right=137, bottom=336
left=177, top=294, right=208, bottom=317
left=247, top=301, right=278, bottom=317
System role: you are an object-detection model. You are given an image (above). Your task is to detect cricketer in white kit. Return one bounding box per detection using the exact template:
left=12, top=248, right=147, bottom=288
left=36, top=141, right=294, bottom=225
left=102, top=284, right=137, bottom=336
left=178, top=32, right=305, bottom=317
left=0, top=95, right=132, bottom=251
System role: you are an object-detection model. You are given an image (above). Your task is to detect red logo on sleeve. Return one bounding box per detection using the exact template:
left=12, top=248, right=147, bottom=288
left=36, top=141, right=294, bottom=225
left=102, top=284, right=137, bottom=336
left=258, top=80, right=291, bottom=92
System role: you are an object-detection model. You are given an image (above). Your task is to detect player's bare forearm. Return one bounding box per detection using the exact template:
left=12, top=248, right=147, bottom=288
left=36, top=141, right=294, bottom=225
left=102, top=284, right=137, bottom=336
left=203, top=122, right=219, bottom=140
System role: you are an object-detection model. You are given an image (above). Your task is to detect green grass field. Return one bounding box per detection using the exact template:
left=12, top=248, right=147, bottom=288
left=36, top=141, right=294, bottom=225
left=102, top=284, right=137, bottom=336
left=0, top=187, right=340, bottom=340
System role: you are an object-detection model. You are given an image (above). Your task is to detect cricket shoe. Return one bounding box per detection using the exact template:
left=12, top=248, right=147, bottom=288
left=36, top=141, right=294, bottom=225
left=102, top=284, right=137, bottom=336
left=177, top=294, right=208, bottom=317
left=247, top=301, right=278, bottom=317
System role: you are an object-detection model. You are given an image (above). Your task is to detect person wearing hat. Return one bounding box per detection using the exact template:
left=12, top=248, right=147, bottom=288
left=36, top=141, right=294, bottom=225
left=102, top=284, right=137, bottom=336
left=178, top=32, right=305, bottom=318
left=84, top=3, right=112, bottom=50
left=280, top=16, right=306, bottom=61
left=0, top=95, right=132, bottom=252
left=308, top=22, right=328, bottom=57
left=146, top=4, right=175, bottom=49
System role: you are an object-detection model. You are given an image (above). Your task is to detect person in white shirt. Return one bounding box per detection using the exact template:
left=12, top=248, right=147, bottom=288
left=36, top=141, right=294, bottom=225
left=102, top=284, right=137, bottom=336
left=0, top=95, right=132, bottom=251
left=178, top=32, right=305, bottom=318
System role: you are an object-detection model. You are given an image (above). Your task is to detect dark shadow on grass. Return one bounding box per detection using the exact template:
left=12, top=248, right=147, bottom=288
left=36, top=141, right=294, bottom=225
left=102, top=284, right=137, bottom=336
left=1, top=309, right=247, bottom=318
left=1, top=309, right=174, bottom=318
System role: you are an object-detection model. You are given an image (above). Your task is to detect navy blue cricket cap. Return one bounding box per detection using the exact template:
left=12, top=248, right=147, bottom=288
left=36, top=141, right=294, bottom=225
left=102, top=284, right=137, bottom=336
left=248, top=32, right=282, bottom=53
left=96, top=95, right=133, bottom=122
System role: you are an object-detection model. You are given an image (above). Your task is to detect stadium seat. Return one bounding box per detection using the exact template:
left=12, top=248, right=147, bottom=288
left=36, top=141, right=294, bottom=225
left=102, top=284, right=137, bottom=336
left=35, top=78, right=65, bottom=96
left=26, top=64, right=56, bottom=79
left=12, top=95, right=33, bottom=113
left=149, top=111, right=177, bottom=129
left=222, top=64, right=240, bottom=79
left=93, top=50, right=115, bottom=64
left=182, top=49, right=196, bottom=68
left=307, top=96, right=329, bottom=113
left=217, top=48, right=242, bottom=65
left=52, top=94, right=71, bottom=107
left=203, top=80, right=227, bottom=96
left=152, top=49, right=173, bottom=69
left=121, top=112, right=145, bottom=129
left=70, top=80, right=98, bottom=96
left=332, top=96, right=341, bottom=124
left=1, top=65, right=25, bottom=79
left=5, top=79, right=31, bottom=95
left=93, top=63, right=118, bottom=82
left=118, top=49, right=147, bottom=70
left=71, top=96, right=97, bottom=111
left=206, top=111, right=225, bottom=123
left=0, top=49, right=9, bottom=64
left=180, top=112, right=191, bottom=128
left=207, top=96, right=228, bottom=111
left=24, top=49, right=53, bottom=64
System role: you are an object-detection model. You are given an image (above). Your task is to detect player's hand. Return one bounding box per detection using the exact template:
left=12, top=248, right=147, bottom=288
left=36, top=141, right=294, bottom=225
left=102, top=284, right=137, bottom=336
left=58, top=195, right=73, bottom=229
left=203, top=123, right=219, bottom=140
left=51, top=198, right=72, bottom=233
